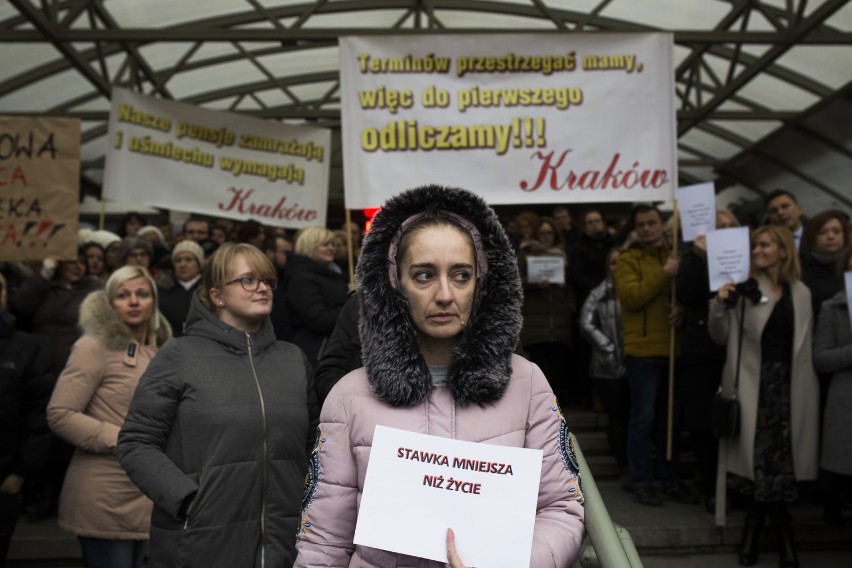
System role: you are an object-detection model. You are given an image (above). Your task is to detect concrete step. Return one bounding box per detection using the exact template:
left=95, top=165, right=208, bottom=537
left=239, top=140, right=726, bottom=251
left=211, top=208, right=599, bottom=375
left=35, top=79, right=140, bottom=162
left=596, top=480, right=852, bottom=555
left=8, top=517, right=80, bottom=565
left=642, top=549, right=852, bottom=567
left=573, top=430, right=610, bottom=456
left=563, top=408, right=609, bottom=432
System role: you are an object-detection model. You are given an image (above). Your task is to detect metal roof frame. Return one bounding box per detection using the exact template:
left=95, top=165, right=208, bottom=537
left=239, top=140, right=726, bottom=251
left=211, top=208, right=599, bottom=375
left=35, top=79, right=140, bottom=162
left=2, top=0, right=850, bottom=211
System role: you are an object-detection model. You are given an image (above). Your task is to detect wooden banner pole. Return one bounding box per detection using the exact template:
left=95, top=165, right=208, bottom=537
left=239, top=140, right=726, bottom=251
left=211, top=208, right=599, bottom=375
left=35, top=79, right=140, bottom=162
left=666, top=199, right=680, bottom=461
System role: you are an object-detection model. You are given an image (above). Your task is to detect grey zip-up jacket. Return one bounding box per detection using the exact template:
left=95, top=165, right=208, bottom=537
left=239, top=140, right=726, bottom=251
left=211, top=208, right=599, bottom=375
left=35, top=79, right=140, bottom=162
left=118, top=295, right=318, bottom=568
left=579, top=279, right=626, bottom=379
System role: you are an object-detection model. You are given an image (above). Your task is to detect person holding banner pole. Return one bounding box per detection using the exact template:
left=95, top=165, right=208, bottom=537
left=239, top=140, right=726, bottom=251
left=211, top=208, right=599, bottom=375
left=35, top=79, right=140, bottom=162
left=295, top=185, right=585, bottom=567
left=614, top=204, right=696, bottom=508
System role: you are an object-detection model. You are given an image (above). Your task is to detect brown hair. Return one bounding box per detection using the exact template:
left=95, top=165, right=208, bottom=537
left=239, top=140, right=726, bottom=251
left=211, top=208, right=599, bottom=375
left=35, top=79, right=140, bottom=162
left=750, top=226, right=801, bottom=283
left=199, top=243, right=276, bottom=311
left=397, top=215, right=474, bottom=267
left=534, top=216, right=564, bottom=248
left=803, top=210, right=850, bottom=252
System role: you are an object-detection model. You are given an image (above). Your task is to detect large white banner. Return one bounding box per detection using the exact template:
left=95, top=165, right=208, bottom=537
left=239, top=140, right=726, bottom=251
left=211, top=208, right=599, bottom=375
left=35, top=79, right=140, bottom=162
left=103, top=87, right=331, bottom=228
left=340, top=34, right=676, bottom=209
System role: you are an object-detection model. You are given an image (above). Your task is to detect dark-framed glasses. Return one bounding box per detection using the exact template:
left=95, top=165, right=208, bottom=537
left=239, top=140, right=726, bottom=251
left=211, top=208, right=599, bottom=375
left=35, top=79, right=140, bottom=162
left=225, top=276, right=278, bottom=291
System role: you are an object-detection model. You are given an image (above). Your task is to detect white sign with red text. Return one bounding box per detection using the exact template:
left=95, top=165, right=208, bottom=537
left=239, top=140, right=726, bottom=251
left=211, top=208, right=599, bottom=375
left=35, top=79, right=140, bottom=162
left=340, top=34, right=676, bottom=208
left=354, top=425, right=542, bottom=568
left=103, top=87, right=331, bottom=228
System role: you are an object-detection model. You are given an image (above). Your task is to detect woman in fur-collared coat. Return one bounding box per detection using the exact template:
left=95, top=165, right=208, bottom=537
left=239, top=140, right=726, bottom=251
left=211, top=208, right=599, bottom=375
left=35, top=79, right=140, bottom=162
left=295, top=185, right=585, bottom=568
left=48, top=266, right=171, bottom=568
left=709, top=226, right=818, bottom=568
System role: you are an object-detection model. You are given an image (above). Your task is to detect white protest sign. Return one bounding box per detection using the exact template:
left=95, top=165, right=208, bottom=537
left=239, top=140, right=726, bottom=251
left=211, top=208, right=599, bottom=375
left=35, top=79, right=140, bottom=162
left=845, top=272, right=852, bottom=333
left=103, top=87, right=331, bottom=229
left=677, top=182, right=716, bottom=242
left=354, top=425, right=542, bottom=568
left=527, top=256, right=566, bottom=285
left=340, top=33, right=676, bottom=208
left=706, top=227, right=751, bottom=292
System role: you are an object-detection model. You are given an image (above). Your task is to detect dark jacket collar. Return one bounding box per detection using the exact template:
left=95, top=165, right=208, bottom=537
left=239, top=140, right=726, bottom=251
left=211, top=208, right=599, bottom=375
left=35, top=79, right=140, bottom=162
left=183, top=294, right=276, bottom=354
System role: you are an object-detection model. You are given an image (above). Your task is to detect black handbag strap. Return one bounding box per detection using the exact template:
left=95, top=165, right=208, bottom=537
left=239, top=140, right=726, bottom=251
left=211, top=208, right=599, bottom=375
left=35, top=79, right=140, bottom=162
left=733, top=299, right=746, bottom=394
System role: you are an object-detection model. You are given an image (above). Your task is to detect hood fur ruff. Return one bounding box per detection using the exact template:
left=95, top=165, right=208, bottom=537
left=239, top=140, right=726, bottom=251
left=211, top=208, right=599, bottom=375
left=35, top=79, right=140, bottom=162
left=356, top=184, right=522, bottom=408
left=79, top=290, right=172, bottom=351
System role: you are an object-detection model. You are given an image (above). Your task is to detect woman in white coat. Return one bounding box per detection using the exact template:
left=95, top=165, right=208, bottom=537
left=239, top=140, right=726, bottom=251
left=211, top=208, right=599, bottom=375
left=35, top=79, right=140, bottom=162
left=709, top=225, right=819, bottom=568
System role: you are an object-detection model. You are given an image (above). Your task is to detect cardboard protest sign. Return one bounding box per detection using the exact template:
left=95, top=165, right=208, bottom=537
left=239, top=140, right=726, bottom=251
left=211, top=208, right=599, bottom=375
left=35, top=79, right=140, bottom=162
left=0, top=116, right=80, bottom=261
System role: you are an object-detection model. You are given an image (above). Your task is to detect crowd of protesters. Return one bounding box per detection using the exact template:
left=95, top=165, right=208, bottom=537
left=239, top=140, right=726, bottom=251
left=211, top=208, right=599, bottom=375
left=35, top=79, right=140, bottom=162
left=1, top=188, right=850, bottom=568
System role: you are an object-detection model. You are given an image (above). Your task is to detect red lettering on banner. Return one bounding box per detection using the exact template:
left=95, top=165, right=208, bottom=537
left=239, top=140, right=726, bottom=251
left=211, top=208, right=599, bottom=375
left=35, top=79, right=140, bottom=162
left=0, top=165, right=28, bottom=187
left=218, top=187, right=318, bottom=222
left=520, top=150, right=669, bottom=192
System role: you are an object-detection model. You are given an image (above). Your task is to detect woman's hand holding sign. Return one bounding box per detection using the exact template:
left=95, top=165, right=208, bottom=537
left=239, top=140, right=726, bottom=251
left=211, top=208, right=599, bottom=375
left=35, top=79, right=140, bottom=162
left=446, top=528, right=470, bottom=568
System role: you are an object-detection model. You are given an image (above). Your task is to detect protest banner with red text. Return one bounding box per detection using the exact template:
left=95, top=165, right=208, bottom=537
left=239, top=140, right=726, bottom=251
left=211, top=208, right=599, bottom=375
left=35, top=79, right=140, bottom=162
left=340, top=34, right=676, bottom=208
left=103, top=88, right=331, bottom=228
left=0, top=116, right=80, bottom=261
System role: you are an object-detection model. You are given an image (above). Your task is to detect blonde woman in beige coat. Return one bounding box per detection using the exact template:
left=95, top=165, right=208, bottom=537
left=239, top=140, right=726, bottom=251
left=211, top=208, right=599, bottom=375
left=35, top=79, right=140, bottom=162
left=47, top=266, right=171, bottom=568
left=709, top=226, right=818, bottom=568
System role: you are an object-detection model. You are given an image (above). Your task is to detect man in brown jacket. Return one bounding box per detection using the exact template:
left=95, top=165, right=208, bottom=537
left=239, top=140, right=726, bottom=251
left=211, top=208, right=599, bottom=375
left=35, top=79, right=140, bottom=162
left=615, top=204, right=697, bottom=507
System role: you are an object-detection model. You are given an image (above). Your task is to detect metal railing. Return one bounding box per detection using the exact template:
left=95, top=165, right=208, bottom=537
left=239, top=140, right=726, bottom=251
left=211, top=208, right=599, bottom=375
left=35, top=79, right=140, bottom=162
left=570, top=433, right=643, bottom=568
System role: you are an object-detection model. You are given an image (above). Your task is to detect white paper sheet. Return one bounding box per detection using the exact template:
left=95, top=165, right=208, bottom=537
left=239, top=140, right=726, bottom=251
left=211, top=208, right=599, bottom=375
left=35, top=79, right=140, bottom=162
left=677, top=182, right=716, bottom=242
left=526, top=255, right=566, bottom=285
left=706, top=227, right=751, bottom=291
left=353, top=425, right=543, bottom=568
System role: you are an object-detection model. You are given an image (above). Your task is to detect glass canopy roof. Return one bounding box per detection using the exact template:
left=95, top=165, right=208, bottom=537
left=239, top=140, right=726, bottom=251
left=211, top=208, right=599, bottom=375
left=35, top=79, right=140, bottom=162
left=1, top=0, right=850, bottom=217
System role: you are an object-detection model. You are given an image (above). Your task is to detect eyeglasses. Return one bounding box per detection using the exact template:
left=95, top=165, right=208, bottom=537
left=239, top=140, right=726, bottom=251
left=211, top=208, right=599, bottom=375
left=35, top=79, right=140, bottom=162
left=225, top=276, right=278, bottom=291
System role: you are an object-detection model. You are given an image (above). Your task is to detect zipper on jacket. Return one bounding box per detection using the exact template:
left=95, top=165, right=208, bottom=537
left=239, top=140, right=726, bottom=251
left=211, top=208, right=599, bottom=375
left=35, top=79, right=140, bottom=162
left=246, top=332, right=268, bottom=568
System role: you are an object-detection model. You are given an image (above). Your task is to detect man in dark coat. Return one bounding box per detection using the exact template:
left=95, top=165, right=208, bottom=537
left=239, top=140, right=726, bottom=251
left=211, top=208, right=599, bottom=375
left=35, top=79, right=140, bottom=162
left=263, top=235, right=295, bottom=341
left=568, top=209, right=616, bottom=408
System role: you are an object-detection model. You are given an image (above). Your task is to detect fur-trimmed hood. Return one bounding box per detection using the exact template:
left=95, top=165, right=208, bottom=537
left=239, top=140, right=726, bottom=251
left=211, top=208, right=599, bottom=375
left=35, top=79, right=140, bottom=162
left=78, top=290, right=172, bottom=351
left=355, top=184, right=522, bottom=408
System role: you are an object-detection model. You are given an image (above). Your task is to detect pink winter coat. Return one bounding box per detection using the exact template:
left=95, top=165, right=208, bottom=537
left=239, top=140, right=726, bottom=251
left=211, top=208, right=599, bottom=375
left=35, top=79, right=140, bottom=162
left=47, top=290, right=171, bottom=539
left=295, top=354, right=585, bottom=567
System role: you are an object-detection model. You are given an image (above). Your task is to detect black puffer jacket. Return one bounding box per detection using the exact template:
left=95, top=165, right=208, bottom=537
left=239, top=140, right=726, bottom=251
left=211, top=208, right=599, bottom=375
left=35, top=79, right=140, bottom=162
left=156, top=273, right=201, bottom=338
left=0, top=313, right=53, bottom=481
left=11, top=274, right=101, bottom=377
left=118, top=295, right=319, bottom=568
left=282, top=255, right=349, bottom=367
left=313, top=293, right=361, bottom=406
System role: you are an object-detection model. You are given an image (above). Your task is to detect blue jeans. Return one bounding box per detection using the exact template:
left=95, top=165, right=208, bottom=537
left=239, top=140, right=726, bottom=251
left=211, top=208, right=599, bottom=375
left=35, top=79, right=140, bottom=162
left=626, top=356, right=683, bottom=489
left=78, top=537, right=145, bottom=568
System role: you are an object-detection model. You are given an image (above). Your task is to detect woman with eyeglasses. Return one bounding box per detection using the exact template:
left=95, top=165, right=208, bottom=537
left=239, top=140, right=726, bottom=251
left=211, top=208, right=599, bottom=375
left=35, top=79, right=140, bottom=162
left=518, top=216, right=576, bottom=406
left=118, top=243, right=319, bottom=567
left=283, top=227, right=350, bottom=368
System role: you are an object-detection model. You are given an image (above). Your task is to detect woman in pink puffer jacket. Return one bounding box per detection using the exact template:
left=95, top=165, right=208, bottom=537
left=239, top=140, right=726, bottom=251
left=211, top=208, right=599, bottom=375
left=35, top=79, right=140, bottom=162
left=295, top=185, right=585, bottom=567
